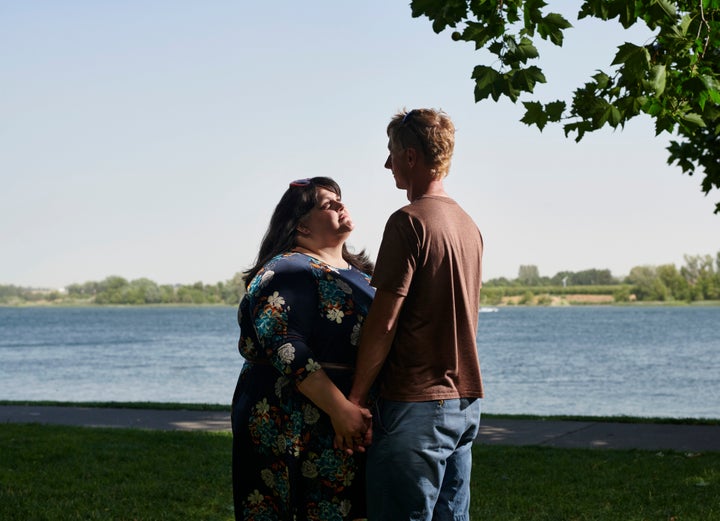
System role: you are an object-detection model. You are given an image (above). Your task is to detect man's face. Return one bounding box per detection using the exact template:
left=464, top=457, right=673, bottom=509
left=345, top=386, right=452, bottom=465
left=384, top=137, right=409, bottom=190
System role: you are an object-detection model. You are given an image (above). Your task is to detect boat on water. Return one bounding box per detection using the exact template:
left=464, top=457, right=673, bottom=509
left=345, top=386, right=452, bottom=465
left=480, top=307, right=499, bottom=313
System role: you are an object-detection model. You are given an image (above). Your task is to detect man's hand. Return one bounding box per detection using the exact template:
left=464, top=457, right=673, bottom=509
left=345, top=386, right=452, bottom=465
left=332, top=401, right=373, bottom=455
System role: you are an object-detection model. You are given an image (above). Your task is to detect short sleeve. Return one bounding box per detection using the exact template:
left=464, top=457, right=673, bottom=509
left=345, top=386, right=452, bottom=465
left=371, top=210, right=420, bottom=297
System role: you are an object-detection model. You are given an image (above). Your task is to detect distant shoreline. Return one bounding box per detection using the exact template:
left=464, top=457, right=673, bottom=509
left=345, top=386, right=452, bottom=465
left=2, top=298, right=720, bottom=308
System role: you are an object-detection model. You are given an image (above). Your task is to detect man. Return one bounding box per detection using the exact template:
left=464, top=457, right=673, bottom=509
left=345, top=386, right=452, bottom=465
left=347, top=108, right=484, bottom=521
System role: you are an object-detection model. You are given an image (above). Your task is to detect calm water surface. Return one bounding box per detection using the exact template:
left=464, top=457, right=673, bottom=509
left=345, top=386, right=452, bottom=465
left=476, top=306, right=719, bottom=418
left=1, top=305, right=718, bottom=418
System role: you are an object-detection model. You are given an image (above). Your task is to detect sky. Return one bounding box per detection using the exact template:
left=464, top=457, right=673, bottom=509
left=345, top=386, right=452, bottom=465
left=2, top=1, right=718, bottom=289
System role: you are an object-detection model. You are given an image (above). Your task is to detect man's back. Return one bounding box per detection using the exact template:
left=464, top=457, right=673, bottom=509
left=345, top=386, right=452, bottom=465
left=371, top=195, right=484, bottom=401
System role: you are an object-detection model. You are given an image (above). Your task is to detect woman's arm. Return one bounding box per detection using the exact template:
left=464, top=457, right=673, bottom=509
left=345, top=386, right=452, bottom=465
left=297, top=369, right=372, bottom=454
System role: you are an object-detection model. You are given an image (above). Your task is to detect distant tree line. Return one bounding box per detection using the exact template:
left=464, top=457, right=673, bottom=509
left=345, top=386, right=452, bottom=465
left=0, top=273, right=246, bottom=306
left=483, top=252, right=720, bottom=303
left=2, top=251, right=719, bottom=306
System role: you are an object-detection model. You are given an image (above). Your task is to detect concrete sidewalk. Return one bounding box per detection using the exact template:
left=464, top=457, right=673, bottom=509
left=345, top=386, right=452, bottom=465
left=1, top=405, right=719, bottom=452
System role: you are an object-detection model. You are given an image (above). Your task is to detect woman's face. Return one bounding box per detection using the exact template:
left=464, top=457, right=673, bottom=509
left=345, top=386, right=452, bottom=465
left=299, top=187, right=354, bottom=243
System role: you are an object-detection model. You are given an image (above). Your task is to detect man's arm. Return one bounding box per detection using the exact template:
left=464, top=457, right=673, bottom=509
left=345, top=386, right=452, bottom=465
left=328, top=289, right=405, bottom=453
left=348, top=289, right=405, bottom=406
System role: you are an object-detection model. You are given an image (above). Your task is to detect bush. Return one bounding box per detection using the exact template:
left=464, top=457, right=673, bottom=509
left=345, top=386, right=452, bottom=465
left=535, top=294, right=552, bottom=305
left=518, top=291, right=535, bottom=305
left=481, top=288, right=504, bottom=305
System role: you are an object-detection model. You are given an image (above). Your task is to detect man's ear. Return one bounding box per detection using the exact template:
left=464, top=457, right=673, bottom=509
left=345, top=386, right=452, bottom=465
left=405, top=146, right=418, bottom=167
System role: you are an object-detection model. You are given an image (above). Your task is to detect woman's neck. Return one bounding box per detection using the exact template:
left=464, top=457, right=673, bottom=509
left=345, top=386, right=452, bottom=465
left=292, top=244, right=348, bottom=269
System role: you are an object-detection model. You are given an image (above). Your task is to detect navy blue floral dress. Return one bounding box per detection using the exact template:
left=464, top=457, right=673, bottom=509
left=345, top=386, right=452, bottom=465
left=232, top=252, right=375, bottom=521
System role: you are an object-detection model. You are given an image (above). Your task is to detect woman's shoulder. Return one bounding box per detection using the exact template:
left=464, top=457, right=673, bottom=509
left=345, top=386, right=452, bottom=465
left=263, top=251, right=370, bottom=283
left=245, top=253, right=314, bottom=293
left=265, top=251, right=312, bottom=271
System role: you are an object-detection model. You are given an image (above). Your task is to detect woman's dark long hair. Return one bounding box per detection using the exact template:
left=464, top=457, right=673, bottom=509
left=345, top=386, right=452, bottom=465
left=243, top=177, right=374, bottom=285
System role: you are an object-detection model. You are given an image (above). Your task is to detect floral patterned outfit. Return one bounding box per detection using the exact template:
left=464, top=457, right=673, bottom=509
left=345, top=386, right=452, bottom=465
left=232, top=252, right=375, bottom=521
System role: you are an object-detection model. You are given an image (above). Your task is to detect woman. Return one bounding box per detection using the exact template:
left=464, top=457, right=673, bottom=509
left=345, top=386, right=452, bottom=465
left=232, top=177, right=375, bottom=521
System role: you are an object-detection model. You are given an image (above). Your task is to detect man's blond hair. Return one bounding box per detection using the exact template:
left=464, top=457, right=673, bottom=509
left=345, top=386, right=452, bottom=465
left=387, top=108, right=455, bottom=179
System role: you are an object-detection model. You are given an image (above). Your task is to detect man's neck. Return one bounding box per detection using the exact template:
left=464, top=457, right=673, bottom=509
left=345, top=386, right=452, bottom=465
left=406, top=177, right=448, bottom=202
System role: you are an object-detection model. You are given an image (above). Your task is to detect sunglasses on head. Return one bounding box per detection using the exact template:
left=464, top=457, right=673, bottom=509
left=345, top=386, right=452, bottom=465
left=402, top=109, right=417, bottom=124
left=289, top=178, right=312, bottom=187
left=400, top=110, right=429, bottom=154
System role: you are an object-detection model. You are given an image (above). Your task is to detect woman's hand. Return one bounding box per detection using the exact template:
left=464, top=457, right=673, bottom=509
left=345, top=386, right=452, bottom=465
left=331, top=401, right=372, bottom=455
left=296, top=368, right=372, bottom=454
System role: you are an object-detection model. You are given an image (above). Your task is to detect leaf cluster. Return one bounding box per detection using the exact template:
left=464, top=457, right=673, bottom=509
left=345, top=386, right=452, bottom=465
left=411, top=0, right=720, bottom=213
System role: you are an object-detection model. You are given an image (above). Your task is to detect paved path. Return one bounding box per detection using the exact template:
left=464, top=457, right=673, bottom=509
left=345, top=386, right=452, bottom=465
left=2, top=405, right=719, bottom=452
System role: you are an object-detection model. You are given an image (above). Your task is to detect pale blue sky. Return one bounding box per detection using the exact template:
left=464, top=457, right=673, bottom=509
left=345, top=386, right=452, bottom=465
left=2, top=1, right=718, bottom=289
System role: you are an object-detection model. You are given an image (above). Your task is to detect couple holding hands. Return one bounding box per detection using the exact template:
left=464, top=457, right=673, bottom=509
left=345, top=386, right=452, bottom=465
left=231, top=108, right=484, bottom=521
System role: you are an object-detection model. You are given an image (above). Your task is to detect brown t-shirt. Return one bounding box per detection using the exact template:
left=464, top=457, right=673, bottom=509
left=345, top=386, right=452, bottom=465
left=371, top=195, right=484, bottom=401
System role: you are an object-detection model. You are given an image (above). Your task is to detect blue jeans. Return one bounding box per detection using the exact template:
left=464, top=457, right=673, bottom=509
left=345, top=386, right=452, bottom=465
left=366, top=398, right=482, bottom=521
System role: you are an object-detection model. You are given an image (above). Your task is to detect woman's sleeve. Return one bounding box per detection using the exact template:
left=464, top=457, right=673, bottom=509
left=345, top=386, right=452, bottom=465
left=247, top=265, right=319, bottom=383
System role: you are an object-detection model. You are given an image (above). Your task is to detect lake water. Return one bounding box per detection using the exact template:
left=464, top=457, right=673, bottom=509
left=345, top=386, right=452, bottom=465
left=0, top=306, right=718, bottom=419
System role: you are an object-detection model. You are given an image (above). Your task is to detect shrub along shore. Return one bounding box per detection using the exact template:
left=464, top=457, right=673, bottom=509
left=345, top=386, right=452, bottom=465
left=4, top=251, right=720, bottom=307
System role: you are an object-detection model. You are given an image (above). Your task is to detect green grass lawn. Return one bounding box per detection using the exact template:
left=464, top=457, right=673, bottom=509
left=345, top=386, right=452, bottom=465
left=1, top=423, right=718, bottom=520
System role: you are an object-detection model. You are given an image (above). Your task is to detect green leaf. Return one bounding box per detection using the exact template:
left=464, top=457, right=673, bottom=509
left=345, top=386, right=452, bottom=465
left=612, top=43, right=650, bottom=69
left=517, top=37, right=540, bottom=60
left=609, top=0, right=638, bottom=28
left=471, top=65, right=502, bottom=101
left=579, top=0, right=608, bottom=20
left=617, top=95, right=646, bottom=117
left=510, top=65, right=547, bottom=92
left=506, top=5, right=521, bottom=25
left=522, top=0, right=548, bottom=25
left=682, top=77, right=707, bottom=97
left=698, top=91, right=709, bottom=111
left=700, top=74, right=720, bottom=93
left=502, top=74, right=523, bottom=103
left=681, top=113, right=707, bottom=127
left=544, top=12, right=573, bottom=30
left=678, top=14, right=692, bottom=35
left=410, top=0, right=469, bottom=32
left=503, top=36, right=540, bottom=65
left=654, top=114, right=676, bottom=135
left=621, top=46, right=652, bottom=78
left=655, top=0, right=676, bottom=18
left=537, top=12, right=573, bottom=45
left=649, top=65, right=667, bottom=96
left=564, top=120, right=594, bottom=142
left=488, top=41, right=504, bottom=56
left=611, top=43, right=636, bottom=65
left=545, top=100, right=566, bottom=121
left=708, top=89, right=720, bottom=105
left=596, top=105, right=610, bottom=127
left=521, top=101, right=548, bottom=130
left=608, top=106, right=623, bottom=127
left=592, top=71, right=611, bottom=89
left=462, top=21, right=505, bottom=50
left=644, top=99, right=664, bottom=117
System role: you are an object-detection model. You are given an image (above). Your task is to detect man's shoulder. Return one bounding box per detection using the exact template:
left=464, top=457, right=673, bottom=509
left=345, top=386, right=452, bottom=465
left=403, top=196, right=478, bottom=224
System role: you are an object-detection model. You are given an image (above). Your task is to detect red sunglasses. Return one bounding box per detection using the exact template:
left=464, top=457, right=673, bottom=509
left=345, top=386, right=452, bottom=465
left=289, top=178, right=312, bottom=187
